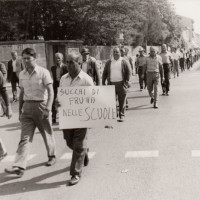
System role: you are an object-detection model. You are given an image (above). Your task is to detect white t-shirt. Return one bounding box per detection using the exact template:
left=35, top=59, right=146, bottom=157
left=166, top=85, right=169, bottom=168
left=172, top=52, right=180, bottom=60
left=110, top=57, right=123, bottom=82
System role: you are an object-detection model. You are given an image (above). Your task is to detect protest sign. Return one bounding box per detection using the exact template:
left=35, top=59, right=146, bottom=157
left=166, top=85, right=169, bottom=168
left=58, top=86, right=117, bottom=129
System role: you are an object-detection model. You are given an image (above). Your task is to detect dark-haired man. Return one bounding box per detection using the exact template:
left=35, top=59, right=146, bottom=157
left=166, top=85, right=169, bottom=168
left=80, top=47, right=101, bottom=85
left=5, top=48, right=56, bottom=176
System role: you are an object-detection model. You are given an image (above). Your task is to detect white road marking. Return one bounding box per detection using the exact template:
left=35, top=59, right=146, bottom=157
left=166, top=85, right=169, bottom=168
left=191, top=150, right=200, bottom=157
left=125, top=151, right=159, bottom=158
left=60, top=152, right=96, bottom=160
left=2, top=154, right=36, bottom=162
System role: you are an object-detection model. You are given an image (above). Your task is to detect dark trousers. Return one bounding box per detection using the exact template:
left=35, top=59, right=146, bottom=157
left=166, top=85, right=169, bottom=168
left=63, top=128, right=87, bottom=177
left=179, top=58, right=185, bottom=71
left=163, top=64, right=171, bottom=93
left=52, top=81, right=59, bottom=121
left=11, top=72, right=19, bottom=100
left=110, top=81, right=127, bottom=119
left=138, top=67, right=147, bottom=89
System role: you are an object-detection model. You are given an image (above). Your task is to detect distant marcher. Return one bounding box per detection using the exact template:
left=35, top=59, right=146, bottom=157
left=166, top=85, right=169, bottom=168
left=80, top=48, right=101, bottom=85
left=59, top=52, right=94, bottom=185
left=143, top=47, right=164, bottom=108
left=5, top=48, right=56, bottom=177
left=51, top=52, right=68, bottom=124
left=179, top=49, right=185, bottom=72
left=120, top=47, right=132, bottom=109
left=135, top=47, right=147, bottom=91
left=7, top=51, right=24, bottom=102
left=102, top=47, right=131, bottom=122
left=172, top=48, right=180, bottom=78
left=160, top=44, right=173, bottom=96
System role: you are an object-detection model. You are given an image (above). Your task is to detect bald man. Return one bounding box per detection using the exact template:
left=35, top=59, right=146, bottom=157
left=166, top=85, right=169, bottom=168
left=143, top=47, right=164, bottom=108
left=60, top=52, right=94, bottom=186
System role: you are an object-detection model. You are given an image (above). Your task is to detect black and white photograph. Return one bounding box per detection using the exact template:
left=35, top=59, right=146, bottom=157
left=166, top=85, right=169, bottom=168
left=0, top=0, right=200, bottom=199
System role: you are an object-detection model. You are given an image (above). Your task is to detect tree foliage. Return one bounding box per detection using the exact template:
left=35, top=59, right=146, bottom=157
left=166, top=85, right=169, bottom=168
left=0, top=0, right=184, bottom=47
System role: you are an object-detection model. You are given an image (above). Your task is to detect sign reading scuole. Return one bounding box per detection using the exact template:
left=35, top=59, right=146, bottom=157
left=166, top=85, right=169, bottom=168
left=58, top=86, right=117, bottom=129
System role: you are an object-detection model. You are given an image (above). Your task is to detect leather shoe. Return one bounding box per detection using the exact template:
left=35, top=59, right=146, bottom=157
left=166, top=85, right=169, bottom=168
left=46, top=157, right=56, bottom=166
left=84, top=149, right=89, bottom=167
left=0, top=152, right=7, bottom=161
left=154, top=104, right=158, bottom=109
left=5, top=166, right=24, bottom=176
left=150, top=98, right=154, bottom=104
left=118, top=117, right=124, bottom=122
left=69, top=175, right=80, bottom=186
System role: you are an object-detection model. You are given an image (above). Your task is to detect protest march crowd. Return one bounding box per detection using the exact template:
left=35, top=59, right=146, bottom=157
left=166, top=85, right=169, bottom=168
left=0, top=44, right=199, bottom=185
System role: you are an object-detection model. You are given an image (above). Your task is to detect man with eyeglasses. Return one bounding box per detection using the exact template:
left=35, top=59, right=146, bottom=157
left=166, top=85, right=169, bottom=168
left=5, top=48, right=56, bottom=177
left=142, top=47, right=164, bottom=108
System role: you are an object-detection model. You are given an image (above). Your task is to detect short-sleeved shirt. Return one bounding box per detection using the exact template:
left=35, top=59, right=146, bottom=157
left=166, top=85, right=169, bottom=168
left=60, top=70, right=94, bottom=87
left=19, top=65, right=53, bottom=101
left=160, top=52, right=172, bottom=64
left=136, top=56, right=146, bottom=67
left=172, top=52, right=180, bottom=60
left=145, top=55, right=162, bottom=73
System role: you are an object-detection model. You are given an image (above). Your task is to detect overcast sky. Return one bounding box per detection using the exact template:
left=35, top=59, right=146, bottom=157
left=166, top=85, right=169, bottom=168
left=170, top=0, right=200, bottom=33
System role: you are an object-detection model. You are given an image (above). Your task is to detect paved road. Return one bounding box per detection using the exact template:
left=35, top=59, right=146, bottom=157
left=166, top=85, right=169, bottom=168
left=0, top=65, right=200, bottom=200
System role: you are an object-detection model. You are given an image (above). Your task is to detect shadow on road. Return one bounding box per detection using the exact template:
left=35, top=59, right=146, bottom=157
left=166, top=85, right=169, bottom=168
left=0, top=122, right=21, bottom=131
left=0, top=166, right=70, bottom=196
left=127, top=105, right=151, bottom=110
left=127, top=95, right=149, bottom=99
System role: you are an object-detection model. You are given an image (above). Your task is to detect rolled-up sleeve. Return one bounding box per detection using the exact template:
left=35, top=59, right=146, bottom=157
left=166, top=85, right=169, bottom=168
left=43, top=70, right=53, bottom=86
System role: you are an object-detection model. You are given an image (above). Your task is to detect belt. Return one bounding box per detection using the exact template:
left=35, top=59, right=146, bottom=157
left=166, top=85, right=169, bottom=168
left=24, top=100, right=45, bottom=102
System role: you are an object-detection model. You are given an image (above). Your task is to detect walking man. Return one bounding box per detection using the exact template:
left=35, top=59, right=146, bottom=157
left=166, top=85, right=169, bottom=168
left=179, top=49, right=185, bottom=72
left=102, top=47, right=131, bottom=122
left=80, top=47, right=101, bottom=85
left=136, top=47, right=147, bottom=91
left=0, top=64, right=12, bottom=161
left=59, top=52, right=94, bottom=185
left=51, top=52, right=68, bottom=124
left=160, top=44, right=173, bottom=96
left=172, top=48, right=180, bottom=78
left=7, top=51, right=23, bottom=102
left=5, top=48, right=56, bottom=176
left=143, top=47, right=164, bottom=108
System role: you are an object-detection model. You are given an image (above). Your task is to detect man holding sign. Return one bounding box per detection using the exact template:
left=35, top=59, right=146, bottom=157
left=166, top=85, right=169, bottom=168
left=59, top=52, right=94, bottom=186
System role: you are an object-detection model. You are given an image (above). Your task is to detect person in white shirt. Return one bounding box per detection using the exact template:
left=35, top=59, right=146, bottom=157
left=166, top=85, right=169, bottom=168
left=102, top=47, right=131, bottom=122
left=172, top=48, right=180, bottom=78
left=60, top=52, right=94, bottom=186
